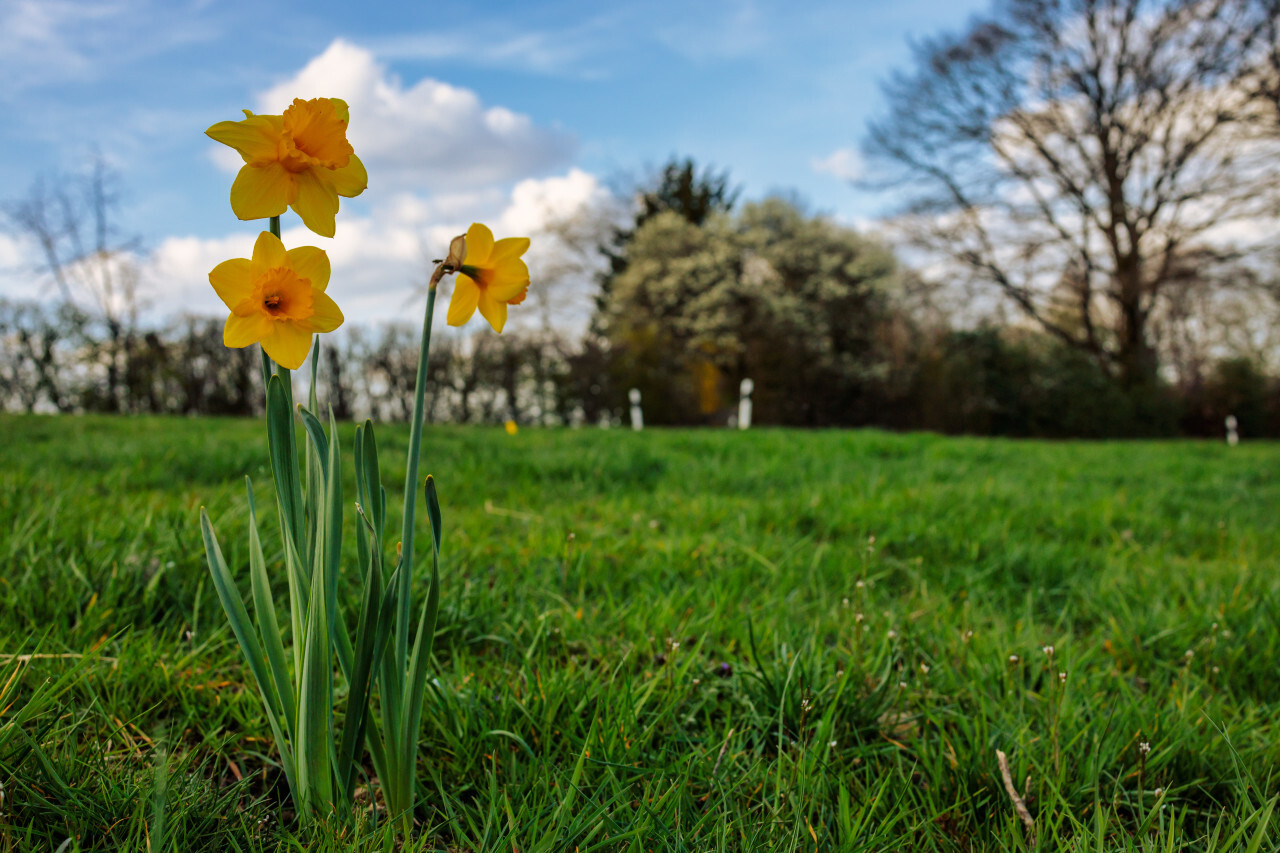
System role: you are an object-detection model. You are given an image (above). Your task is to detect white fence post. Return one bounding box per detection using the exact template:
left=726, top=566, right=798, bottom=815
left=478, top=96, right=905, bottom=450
left=629, top=388, right=644, bottom=431
left=737, top=378, right=754, bottom=430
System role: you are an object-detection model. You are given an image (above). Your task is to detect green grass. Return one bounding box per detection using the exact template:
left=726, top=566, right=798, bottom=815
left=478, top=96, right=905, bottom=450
left=0, top=413, right=1278, bottom=851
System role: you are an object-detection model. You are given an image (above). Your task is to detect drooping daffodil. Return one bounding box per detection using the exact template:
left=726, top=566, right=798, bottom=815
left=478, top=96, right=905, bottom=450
left=206, top=97, right=367, bottom=238
left=208, top=231, right=343, bottom=369
left=446, top=223, right=530, bottom=334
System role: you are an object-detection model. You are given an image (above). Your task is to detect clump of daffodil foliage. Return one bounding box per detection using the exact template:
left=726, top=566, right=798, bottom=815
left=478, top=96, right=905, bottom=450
left=199, top=97, right=530, bottom=833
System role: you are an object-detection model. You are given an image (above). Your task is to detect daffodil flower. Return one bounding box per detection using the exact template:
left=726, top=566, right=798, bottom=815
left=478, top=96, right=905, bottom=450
left=446, top=223, right=530, bottom=333
left=208, top=231, right=343, bottom=369
left=206, top=97, right=368, bottom=238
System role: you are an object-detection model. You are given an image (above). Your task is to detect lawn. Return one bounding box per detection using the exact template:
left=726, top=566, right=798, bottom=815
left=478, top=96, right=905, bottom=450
left=0, top=414, right=1277, bottom=851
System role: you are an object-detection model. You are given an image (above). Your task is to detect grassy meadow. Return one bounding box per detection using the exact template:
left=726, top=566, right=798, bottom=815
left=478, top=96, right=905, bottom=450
left=0, top=413, right=1278, bottom=851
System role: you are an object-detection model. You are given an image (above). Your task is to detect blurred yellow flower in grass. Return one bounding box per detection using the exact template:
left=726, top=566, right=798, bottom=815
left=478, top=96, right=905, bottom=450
left=209, top=231, right=343, bottom=369
left=504, top=420, right=518, bottom=435
left=206, top=97, right=367, bottom=238
left=446, top=223, right=530, bottom=333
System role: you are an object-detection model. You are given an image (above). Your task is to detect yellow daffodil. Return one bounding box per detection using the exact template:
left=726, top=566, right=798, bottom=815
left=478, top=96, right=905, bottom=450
left=206, top=97, right=367, bottom=238
left=208, top=231, right=343, bottom=369
left=446, top=223, right=530, bottom=334
left=504, top=419, right=518, bottom=435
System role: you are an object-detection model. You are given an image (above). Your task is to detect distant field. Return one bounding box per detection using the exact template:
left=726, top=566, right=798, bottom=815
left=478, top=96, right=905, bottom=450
left=1, top=414, right=1277, bottom=851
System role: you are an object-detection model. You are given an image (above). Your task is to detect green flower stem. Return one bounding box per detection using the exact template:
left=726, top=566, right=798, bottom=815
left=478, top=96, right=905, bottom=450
left=375, top=267, right=446, bottom=835
left=395, top=284, right=438, bottom=663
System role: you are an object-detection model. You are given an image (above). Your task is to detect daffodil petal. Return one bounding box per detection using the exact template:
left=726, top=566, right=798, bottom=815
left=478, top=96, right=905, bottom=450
left=262, top=322, right=314, bottom=370
left=329, top=98, right=350, bottom=123
left=302, top=290, right=344, bottom=333
left=329, top=153, right=368, bottom=198
left=208, top=258, right=255, bottom=310
left=447, top=276, right=480, bottom=326
left=507, top=286, right=529, bottom=306
left=464, top=223, right=495, bottom=265
left=206, top=114, right=280, bottom=163
left=488, top=259, right=531, bottom=302
left=292, top=171, right=339, bottom=238
left=230, top=163, right=293, bottom=221
left=252, top=231, right=288, bottom=271
left=477, top=289, right=508, bottom=334
left=490, top=237, right=530, bottom=263
left=286, top=246, right=331, bottom=291
left=224, top=312, right=273, bottom=348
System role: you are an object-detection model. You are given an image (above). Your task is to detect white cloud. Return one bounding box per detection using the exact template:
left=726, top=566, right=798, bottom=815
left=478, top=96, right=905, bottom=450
left=228, top=39, right=575, bottom=193
left=499, top=169, right=613, bottom=236
left=0, top=0, right=119, bottom=89
left=0, top=233, right=43, bottom=301
left=0, top=0, right=220, bottom=96
left=207, top=144, right=242, bottom=173
left=0, top=233, right=28, bottom=269
left=373, top=28, right=599, bottom=77
left=657, top=0, right=769, bottom=61
left=812, top=147, right=863, bottom=182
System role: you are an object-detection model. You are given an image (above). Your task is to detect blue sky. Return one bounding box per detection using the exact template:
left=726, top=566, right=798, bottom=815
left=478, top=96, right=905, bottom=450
left=0, top=0, right=991, bottom=324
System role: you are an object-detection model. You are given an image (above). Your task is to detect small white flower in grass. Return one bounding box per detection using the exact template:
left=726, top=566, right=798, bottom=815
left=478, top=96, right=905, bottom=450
left=1058, top=671, right=1067, bottom=684
left=887, top=629, right=898, bottom=640
left=919, top=663, right=930, bottom=674
left=1139, top=742, right=1151, bottom=754
left=1042, top=644, right=1054, bottom=656
left=1008, top=654, right=1020, bottom=664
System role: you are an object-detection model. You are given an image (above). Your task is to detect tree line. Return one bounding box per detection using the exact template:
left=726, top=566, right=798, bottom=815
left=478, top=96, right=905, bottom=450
left=3, top=172, right=1276, bottom=437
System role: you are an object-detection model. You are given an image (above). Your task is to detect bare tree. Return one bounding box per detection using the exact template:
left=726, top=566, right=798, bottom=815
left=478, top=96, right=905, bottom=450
left=864, top=0, right=1280, bottom=389
left=530, top=206, right=620, bottom=334
left=3, top=155, right=143, bottom=411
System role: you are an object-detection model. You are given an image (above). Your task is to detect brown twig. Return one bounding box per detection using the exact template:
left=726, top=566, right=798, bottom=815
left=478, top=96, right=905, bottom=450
left=996, top=749, right=1036, bottom=841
